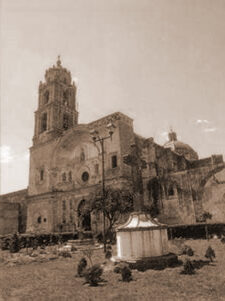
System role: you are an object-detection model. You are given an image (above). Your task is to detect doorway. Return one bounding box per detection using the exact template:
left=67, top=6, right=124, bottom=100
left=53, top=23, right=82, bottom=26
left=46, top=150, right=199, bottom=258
left=77, top=199, right=91, bottom=231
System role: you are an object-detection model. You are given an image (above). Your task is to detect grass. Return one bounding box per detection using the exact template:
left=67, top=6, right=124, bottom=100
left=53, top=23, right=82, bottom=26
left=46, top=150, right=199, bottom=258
left=0, top=239, right=225, bottom=301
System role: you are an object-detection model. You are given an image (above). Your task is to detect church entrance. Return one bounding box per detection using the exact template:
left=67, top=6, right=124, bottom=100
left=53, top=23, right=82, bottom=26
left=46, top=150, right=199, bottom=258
left=77, top=199, right=91, bottom=231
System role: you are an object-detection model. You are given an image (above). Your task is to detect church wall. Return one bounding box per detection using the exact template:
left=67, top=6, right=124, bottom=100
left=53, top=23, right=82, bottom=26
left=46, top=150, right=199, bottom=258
left=0, top=203, right=20, bottom=235
left=26, top=197, right=54, bottom=233
left=200, top=169, right=225, bottom=223
left=28, top=139, right=58, bottom=196
left=117, top=117, right=135, bottom=179
left=0, top=189, right=27, bottom=233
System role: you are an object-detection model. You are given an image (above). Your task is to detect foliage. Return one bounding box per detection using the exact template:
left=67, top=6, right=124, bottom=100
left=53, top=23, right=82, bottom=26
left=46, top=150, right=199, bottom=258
left=90, top=188, right=133, bottom=234
left=201, top=212, right=213, bottom=221
left=105, top=244, right=112, bottom=259
left=120, top=265, right=132, bottom=282
left=182, top=245, right=194, bottom=256
left=83, top=264, right=103, bottom=286
left=200, top=211, right=212, bottom=240
left=142, top=203, right=160, bottom=218
left=113, top=263, right=132, bottom=281
left=181, top=259, right=195, bottom=275
left=82, top=248, right=94, bottom=266
left=221, top=237, right=225, bottom=244
left=58, top=250, right=72, bottom=258
left=205, top=246, right=216, bottom=262
left=113, top=262, right=129, bottom=274
left=105, top=250, right=112, bottom=259
left=9, top=233, right=20, bottom=253
left=77, top=258, right=87, bottom=277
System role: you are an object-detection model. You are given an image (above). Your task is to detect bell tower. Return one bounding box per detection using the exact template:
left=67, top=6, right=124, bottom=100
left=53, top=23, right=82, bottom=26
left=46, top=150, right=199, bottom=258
left=33, top=56, right=79, bottom=146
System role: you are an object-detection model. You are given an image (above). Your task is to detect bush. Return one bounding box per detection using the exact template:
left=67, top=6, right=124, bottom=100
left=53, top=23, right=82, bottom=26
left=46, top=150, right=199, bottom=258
left=9, top=233, right=20, bottom=253
left=181, top=259, right=195, bottom=275
left=221, top=237, right=225, bottom=244
left=58, top=250, right=72, bottom=258
left=1, top=237, right=11, bottom=250
left=77, top=258, right=87, bottom=277
left=94, top=232, right=103, bottom=244
left=182, top=245, right=194, bottom=256
left=205, top=246, right=216, bottom=262
left=120, top=265, right=132, bottom=282
left=105, top=250, right=112, bottom=259
left=113, top=263, right=129, bottom=274
left=83, top=264, right=103, bottom=286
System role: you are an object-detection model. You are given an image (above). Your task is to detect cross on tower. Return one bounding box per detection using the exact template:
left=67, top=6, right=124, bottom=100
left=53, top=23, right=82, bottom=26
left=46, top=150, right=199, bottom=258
left=123, top=144, right=147, bottom=212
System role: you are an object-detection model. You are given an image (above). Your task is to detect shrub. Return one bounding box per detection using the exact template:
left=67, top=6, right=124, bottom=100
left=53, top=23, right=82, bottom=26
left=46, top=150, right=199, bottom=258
left=9, top=233, right=20, bottom=253
left=205, top=246, right=216, bottom=262
left=120, top=265, right=132, bottom=282
left=1, top=237, right=11, bottom=250
left=113, top=262, right=129, bottom=274
left=95, top=232, right=103, bottom=244
left=83, top=264, right=103, bottom=286
left=77, top=258, right=87, bottom=277
left=105, top=250, right=112, bottom=259
left=182, top=245, right=194, bottom=256
left=58, top=250, right=72, bottom=258
left=221, top=237, right=225, bottom=244
left=181, top=259, right=195, bottom=275
left=82, top=248, right=94, bottom=266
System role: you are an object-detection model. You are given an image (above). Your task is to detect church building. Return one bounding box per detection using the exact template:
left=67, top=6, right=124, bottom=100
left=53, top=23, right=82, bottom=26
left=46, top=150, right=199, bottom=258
left=1, top=58, right=225, bottom=235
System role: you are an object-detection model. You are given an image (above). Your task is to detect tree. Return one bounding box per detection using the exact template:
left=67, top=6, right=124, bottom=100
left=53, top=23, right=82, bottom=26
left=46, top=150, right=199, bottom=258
left=205, top=246, right=216, bottom=262
left=200, top=211, right=212, bottom=240
left=90, top=188, right=134, bottom=238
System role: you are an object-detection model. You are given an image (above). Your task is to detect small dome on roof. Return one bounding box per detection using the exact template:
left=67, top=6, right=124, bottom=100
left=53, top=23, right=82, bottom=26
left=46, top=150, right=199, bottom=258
left=164, top=130, right=198, bottom=161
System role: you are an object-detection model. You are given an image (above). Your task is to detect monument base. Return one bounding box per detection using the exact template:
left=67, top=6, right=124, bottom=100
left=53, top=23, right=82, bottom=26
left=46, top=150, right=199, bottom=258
left=111, top=253, right=179, bottom=271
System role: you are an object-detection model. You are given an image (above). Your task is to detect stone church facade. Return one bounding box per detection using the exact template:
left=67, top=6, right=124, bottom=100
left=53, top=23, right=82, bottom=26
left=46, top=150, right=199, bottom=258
left=1, top=58, right=225, bottom=235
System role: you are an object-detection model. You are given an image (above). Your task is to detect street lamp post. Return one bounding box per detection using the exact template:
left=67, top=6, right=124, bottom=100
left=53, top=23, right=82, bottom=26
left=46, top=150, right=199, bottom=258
left=90, top=122, right=116, bottom=253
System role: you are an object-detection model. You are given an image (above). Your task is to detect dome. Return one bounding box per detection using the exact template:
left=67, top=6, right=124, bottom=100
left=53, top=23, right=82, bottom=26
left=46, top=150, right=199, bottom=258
left=44, top=56, right=72, bottom=85
left=164, top=131, right=198, bottom=161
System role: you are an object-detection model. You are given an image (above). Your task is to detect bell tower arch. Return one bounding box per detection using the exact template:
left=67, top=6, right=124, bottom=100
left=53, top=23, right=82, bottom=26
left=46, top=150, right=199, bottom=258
left=33, top=56, right=79, bottom=146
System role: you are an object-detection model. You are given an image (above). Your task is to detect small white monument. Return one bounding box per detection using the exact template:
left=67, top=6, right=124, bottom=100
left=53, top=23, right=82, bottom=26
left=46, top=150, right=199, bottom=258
left=113, top=144, right=177, bottom=269
left=116, top=212, right=168, bottom=261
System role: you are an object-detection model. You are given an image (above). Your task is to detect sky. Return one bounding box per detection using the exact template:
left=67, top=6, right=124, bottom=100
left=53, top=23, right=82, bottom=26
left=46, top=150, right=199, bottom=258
left=1, top=0, right=225, bottom=194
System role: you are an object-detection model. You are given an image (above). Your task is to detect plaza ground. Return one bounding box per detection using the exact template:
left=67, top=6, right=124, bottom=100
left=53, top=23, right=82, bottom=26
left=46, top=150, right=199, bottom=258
left=0, top=239, right=225, bottom=301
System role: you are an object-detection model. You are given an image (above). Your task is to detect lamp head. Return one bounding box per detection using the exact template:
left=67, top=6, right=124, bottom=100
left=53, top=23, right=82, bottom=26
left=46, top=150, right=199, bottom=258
left=89, top=129, right=99, bottom=142
left=106, top=122, right=116, bottom=137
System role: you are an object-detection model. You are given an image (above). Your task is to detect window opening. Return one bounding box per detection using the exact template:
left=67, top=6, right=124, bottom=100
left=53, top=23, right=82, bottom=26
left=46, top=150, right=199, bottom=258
left=40, top=113, right=47, bottom=132
left=43, top=90, right=49, bottom=104
left=112, top=155, right=117, bottom=168
left=63, top=114, right=69, bottom=130
left=40, top=169, right=44, bottom=181
left=168, top=185, right=175, bottom=196
left=68, top=171, right=72, bottom=182
left=62, top=200, right=66, bottom=224
left=82, top=171, right=89, bottom=182
left=62, top=172, right=67, bottom=182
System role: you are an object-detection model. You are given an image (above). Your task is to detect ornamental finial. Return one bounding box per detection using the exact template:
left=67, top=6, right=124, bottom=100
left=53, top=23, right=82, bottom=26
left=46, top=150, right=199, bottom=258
left=57, top=55, right=61, bottom=67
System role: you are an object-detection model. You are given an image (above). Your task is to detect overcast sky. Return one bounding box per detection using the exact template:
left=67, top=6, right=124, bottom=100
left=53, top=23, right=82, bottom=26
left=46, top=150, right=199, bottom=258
left=1, top=0, right=225, bottom=194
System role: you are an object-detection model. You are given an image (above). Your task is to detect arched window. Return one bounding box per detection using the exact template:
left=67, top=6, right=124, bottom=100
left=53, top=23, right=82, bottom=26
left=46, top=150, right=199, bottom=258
left=111, top=155, right=117, bottom=168
left=80, top=149, right=85, bottom=162
left=62, top=200, right=66, bottom=224
left=43, top=90, right=49, bottom=104
left=63, top=113, right=69, bottom=130
left=68, top=171, right=72, bottom=182
left=168, top=185, right=175, bottom=197
left=40, top=169, right=44, bottom=181
left=62, top=172, right=67, bottom=182
left=40, top=113, right=47, bottom=132
left=63, top=90, right=69, bottom=105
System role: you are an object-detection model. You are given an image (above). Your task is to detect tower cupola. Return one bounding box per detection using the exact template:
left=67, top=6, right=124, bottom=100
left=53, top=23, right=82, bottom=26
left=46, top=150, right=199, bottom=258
left=33, top=56, right=79, bottom=146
